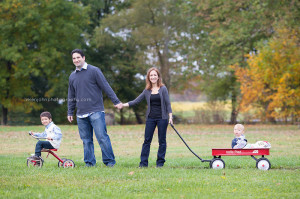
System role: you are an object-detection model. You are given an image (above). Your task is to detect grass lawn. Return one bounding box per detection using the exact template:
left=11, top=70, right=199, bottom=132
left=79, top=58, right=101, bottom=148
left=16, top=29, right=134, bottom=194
left=0, top=124, right=299, bottom=198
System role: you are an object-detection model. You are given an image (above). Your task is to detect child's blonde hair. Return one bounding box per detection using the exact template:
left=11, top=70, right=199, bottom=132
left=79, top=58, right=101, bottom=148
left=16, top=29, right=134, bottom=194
left=234, top=124, right=244, bottom=131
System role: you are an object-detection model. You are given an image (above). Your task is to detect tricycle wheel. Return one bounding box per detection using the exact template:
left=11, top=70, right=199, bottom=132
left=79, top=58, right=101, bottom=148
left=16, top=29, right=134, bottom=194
left=210, top=158, right=225, bottom=169
left=256, top=158, right=271, bottom=170
left=63, top=159, right=75, bottom=168
left=58, top=158, right=67, bottom=167
left=27, top=158, right=43, bottom=168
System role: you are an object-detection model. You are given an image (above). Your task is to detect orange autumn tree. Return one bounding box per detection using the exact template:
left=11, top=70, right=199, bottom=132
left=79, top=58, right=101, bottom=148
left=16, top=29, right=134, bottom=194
left=235, top=28, right=300, bottom=123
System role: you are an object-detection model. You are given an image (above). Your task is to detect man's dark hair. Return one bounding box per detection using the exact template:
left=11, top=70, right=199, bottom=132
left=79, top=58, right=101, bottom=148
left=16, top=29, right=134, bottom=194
left=71, top=49, right=85, bottom=57
left=40, top=111, right=52, bottom=119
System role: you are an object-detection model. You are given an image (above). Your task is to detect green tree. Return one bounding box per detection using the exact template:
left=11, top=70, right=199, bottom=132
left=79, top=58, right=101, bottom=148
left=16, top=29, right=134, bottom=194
left=95, top=0, right=188, bottom=90
left=89, top=0, right=191, bottom=124
left=235, top=27, right=300, bottom=123
left=92, top=31, right=147, bottom=124
left=187, top=0, right=299, bottom=123
left=0, top=0, right=89, bottom=125
left=71, top=0, right=147, bottom=124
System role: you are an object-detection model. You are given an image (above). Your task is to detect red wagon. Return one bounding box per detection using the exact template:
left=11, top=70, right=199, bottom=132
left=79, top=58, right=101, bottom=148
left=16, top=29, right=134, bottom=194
left=210, top=148, right=271, bottom=170
left=170, top=124, right=271, bottom=170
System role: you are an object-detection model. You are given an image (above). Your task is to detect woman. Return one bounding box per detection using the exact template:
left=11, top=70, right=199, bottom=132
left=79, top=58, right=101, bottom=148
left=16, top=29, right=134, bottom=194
left=123, top=67, right=173, bottom=168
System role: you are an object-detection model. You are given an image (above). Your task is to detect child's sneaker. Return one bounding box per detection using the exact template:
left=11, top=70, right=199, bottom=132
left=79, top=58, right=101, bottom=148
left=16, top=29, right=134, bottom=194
left=27, top=155, right=41, bottom=160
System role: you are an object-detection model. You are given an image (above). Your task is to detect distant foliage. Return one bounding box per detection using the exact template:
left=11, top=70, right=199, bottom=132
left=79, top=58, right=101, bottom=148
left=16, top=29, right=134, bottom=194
left=0, top=0, right=89, bottom=124
left=235, top=28, right=300, bottom=123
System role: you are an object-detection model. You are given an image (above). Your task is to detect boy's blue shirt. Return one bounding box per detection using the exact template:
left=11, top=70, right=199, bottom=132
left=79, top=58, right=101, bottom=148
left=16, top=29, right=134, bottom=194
left=34, top=122, right=62, bottom=149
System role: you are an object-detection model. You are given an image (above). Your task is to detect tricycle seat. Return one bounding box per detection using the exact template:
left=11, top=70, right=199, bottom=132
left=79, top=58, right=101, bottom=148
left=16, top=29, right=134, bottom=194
left=41, top=148, right=58, bottom=152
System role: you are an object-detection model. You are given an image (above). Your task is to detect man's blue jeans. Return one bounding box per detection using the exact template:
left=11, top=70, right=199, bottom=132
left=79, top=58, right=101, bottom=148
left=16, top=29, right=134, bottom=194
left=140, top=118, right=168, bottom=167
left=77, top=111, right=115, bottom=166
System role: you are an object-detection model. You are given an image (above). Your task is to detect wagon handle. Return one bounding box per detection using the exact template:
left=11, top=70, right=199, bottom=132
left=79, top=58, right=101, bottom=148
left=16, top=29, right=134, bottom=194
left=170, top=124, right=208, bottom=162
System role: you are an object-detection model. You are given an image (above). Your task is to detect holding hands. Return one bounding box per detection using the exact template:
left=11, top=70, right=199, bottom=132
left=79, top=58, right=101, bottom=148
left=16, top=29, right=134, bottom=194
left=114, top=103, right=123, bottom=110
left=114, top=103, right=129, bottom=110
left=114, top=102, right=173, bottom=124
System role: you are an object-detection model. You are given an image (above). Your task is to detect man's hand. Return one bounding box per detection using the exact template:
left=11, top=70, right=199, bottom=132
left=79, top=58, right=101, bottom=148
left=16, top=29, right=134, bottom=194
left=68, top=116, right=73, bottom=123
left=114, top=103, right=123, bottom=110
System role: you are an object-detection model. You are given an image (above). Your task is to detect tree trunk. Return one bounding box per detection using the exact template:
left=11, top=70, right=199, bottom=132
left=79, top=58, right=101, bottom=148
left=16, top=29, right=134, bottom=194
left=161, top=59, right=170, bottom=90
left=230, top=109, right=238, bottom=124
left=267, top=116, right=277, bottom=124
left=161, top=36, right=171, bottom=90
left=2, top=61, right=12, bottom=125
left=230, top=89, right=238, bottom=124
left=156, top=45, right=170, bottom=91
left=2, top=106, right=8, bottom=125
left=134, top=109, right=143, bottom=124
left=120, top=109, right=124, bottom=125
left=264, top=102, right=276, bottom=124
left=155, top=25, right=171, bottom=91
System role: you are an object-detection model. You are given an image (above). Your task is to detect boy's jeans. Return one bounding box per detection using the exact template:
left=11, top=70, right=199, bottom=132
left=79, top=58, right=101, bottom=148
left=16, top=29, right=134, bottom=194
left=77, top=111, right=115, bottom=166
left=140, top=118, right=168, bottom=167
left=35, top=141, right=54, bottom=156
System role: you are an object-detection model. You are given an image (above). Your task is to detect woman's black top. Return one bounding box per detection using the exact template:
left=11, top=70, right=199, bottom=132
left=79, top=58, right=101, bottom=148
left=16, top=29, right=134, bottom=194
left=148, top=93, right=162, bottom=119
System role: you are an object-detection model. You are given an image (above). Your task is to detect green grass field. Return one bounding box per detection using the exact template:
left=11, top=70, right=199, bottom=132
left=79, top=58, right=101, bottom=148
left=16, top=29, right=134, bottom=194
left=0, top=124, right=299, bottom=198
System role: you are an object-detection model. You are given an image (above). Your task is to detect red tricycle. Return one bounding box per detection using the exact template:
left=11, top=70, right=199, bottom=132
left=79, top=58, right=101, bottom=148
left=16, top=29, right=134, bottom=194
left=27, top=133, right=75, bottom=168
left=170, top=124, right=271, bottom=170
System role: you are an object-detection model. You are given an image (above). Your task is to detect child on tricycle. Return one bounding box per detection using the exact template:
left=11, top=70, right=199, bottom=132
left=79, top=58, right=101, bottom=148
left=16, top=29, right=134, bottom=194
left=28, top=112, right=62, bottom=161
left=27, top=111, right=74, bottom=168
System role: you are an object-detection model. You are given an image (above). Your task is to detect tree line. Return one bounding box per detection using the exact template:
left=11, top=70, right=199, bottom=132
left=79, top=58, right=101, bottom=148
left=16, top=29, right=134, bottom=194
left=0, top=0, right=299, bottom=125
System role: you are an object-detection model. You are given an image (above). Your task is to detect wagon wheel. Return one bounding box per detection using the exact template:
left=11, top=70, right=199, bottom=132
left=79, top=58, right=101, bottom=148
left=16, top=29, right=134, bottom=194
left=58, top=158, right=67, bottom=167
left=210, top=158, right=225, bottom=169
left=62, top=159, right=75, bottom=168
left=27, top=159, right=43, bottom=168
left=256, top=158, right=271, bottom=170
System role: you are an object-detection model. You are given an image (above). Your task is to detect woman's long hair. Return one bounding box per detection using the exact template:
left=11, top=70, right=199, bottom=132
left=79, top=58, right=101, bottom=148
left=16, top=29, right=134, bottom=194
left=145, top=67, right=164, bottom=90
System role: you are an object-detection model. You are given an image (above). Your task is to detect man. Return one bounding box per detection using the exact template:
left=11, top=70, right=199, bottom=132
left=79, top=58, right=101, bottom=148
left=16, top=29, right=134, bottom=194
left=68, top=49, right=122, bottom=167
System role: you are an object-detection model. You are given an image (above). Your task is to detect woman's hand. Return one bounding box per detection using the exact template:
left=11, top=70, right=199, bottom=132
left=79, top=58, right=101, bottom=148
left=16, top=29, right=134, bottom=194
left=123, top=103, right=129, bottom=107
left=168, top=113, right=173, bottom=124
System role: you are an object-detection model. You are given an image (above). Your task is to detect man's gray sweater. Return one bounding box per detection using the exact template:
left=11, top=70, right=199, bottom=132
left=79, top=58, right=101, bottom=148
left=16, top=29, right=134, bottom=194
left=68, top=64, right=120, bottom=116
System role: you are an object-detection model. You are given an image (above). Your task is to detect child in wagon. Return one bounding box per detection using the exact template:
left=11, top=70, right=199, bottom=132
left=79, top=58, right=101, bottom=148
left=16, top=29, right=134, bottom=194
left=232, top=124, right=248, bottom=149
left=232, top=124, right=271, bottom=149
